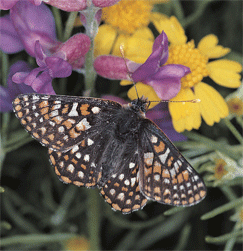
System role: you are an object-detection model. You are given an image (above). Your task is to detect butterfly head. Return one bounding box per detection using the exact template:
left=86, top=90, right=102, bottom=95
left=130, top=96, right=150, bottom=114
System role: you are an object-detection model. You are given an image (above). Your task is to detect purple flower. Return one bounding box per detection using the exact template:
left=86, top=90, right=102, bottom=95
left=94, top=31, right=190, bottom=100
left=0, top=2, right=91, bottom=69
left=9, top=2, right=59, bottom=57
left=0, top=0, right=41, bottom=10
left=0, top=61, right=35, bottom=112
left=102, top=95, right=187, bottom=142
left=1, top=1, right=91, bottom=94
left=12, top=41, right=72, bottom=95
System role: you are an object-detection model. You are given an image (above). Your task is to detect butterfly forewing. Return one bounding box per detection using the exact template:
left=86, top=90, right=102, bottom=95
left=139, top=122, right=207, bottom=206
left=13, top=94, right=121, bottom=151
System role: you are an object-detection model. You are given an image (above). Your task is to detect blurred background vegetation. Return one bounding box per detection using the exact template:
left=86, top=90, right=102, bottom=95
left=1, top=1, right=242, bottom=250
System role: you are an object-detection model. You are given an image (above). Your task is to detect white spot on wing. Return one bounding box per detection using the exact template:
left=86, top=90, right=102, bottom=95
left=144, top=152, right=154, bottom=165
left=75, top=152, right=81, bottom=159
left=84, top=154, right=90, bottom=162
left=159, top=148, right=170, bottom=164
left=91, top=106, right=100, bottom=114
left=78, top=171, right=84, bottom=179
left=129, top=162, right=135, bottom=169
left=67, top=164, right=75, bottom=173
left=131, top=177, right=136, bottom=187
left=151, top=135, right=158, bottom=143
left=87, top=138, right=94, bottom=146
left=76, top=118, right=91, bottom=131
left=68, top=102, right=79, bottom=116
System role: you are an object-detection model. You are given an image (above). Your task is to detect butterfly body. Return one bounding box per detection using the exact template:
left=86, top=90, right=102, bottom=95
left=13, top=94, right=206, bottom=214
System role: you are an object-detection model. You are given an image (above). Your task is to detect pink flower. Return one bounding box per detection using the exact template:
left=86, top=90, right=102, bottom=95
left=45, top=0, right=121, bottom=12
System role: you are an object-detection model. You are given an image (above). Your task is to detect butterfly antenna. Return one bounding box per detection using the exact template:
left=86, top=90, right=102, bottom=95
left=120, top=45, right=139, bottom=99
left=150, top=99, right=201, bottom=104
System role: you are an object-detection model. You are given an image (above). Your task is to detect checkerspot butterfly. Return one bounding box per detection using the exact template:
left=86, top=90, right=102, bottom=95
left=13, top=94, right=206, bottom=213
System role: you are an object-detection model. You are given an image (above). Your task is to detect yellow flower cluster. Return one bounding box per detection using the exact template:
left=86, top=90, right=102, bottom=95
left=95, top=0, right=242, bottom=132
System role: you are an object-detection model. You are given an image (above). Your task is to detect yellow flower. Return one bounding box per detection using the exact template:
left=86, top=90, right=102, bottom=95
left=214, top=159, right=228, bottom=180
left=227, top=97, right=243, bottom=116
left=95, top=0, right=167, bottom=60
left=205, top=152, right=243, bottom=186
left=151, top=16, right=242, bottom=132
left=64, top=236, right=90, bottom=251
left=225, top=84, right=243, bottom=118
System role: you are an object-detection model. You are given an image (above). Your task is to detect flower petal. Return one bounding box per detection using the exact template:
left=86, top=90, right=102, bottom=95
left=57, top=33, right=91, bottom=68
left=93, top=0, right=121, bottom=8
left=0, top=0, right=19, bottom=10
left=94, top=55, right=131, bottom=79
left=45, top=57, right=72, bottom=78
left=131, top=31, right=168, bottom=82
left=0, top=14, right=24, bottom=54
left=127, top=83, right=160, bottom=108
left=150, top=13, right=187, bottom=45
left=169, top=88, right=201, bottom=132
left=45, top=0, right=87, bottom=11
left=116, top=35, right=154, bottom=63
left=207, top=59, right=242, bottom=88
left=10, top=2, right=58, bottom=56
left=94, top=24, right=117, bottom=57
left=111, top=27, right=154, bottom=63
left=198, top=34, right=230, bottom=59
left=194, top=82, right=229, bottom=126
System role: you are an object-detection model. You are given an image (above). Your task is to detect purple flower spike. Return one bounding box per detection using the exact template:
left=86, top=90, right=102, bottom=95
left=94, top=31, right=190, bottom=101
left=10, top=2, right=60, bottom=57
left=12, top=41, right=72, bottom=95
left=0, top=61, right=35, bottom=112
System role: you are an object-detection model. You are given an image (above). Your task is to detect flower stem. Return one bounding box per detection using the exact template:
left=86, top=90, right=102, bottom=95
left=63, top=12, right=78, bottom=41
left=83, top=6, right=99, bottom=97
left=224, top=118, right=243, bottom=144
left=87, top=189, right=100, bottom=250
left=51, top=7, right=63, bottom=40
left=201, top=197, right=243, bottom=220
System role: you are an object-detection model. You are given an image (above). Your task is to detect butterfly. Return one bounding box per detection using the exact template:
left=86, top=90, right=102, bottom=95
left=13, top=94, right=206, bottom=214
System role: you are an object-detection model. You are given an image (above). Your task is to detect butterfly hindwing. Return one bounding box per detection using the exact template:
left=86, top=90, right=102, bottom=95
left=100, top=152, right=148, bottom=214
left=139, top=121, right=207, bottom=206
left=13, top=94, right=121, bottom=151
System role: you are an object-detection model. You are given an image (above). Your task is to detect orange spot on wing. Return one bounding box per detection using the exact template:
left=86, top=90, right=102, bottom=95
left=154, top=141, right=165, bottom=153
left=80, top=104, right=90, bottom=115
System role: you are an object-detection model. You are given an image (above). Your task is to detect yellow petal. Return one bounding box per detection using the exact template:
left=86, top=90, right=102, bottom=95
left=120, top=79, right=133, bottom=86
left=198, top=34, right=230, bottom=58
left=112, top=33, right=153, bottom=63
left=133, top=27, right=154, bottom=41
left=207, top=59, right=242, bottom=88
left=150, top=13, right=187, bottom=45
left=125, top=36, right=153, bottom=63
left=169, top=88, right=201, bottom=132
left=194, top=82, right=229, bottom=126
left=112, top=33, right=129, bottom=57
left=94, top=24, right=117, bottom=57
left=127, top=83, right=160, bottom=108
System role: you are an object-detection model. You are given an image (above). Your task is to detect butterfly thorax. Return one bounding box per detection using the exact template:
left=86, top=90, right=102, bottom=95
left=113, top=97, right=149, bottom=142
